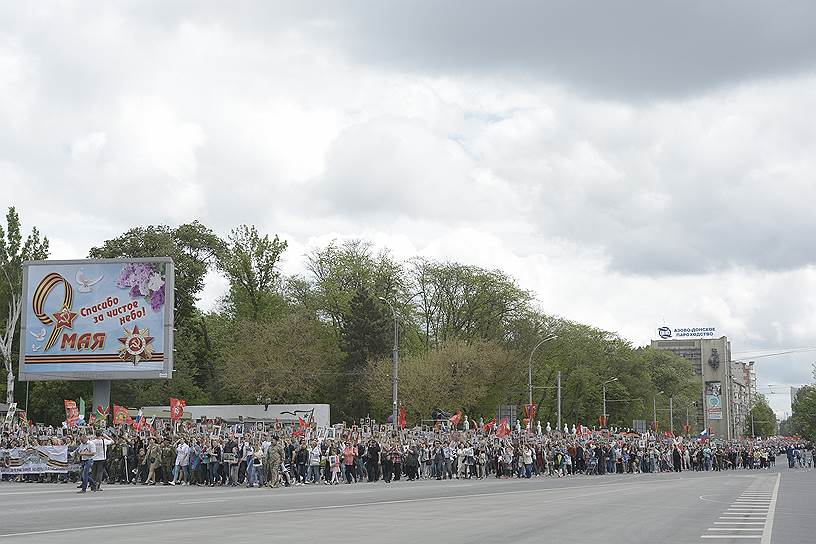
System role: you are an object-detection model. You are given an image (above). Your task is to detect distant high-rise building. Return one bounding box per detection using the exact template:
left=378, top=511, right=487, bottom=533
left=651, top=335, right=754, bottom=439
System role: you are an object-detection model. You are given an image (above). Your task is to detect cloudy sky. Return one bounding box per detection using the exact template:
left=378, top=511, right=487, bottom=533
left=3, top=1, right=815, bottom=416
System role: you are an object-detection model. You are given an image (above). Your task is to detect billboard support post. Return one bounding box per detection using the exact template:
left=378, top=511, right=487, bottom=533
left=93, top=380, right=111, bottom=418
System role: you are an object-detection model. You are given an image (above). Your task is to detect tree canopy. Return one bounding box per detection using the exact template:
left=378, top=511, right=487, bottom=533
left=0, top=215, right=726, bottom=429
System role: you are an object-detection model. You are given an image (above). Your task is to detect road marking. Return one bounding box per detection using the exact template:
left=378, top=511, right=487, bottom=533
left=703, top=477, right=779, bottom=540
left=701, top=536, right=761, bottom=539
left=178, top=499, right=228, bottom=505
left=760, top=473, right=780, bottom=544
left=708, top=528, right=763, bottom=531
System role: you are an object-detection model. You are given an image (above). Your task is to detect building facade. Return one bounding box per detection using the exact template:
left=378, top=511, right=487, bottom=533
left=651, top=336, right=755, bottom=439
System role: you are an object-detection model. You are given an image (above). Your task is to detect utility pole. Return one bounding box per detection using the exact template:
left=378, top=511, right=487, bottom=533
left=653, top=396, right=657, bottom=434
left=751, top=411, right=755, bottom=437
left=527, top=335, right=557, bottom=408
left=379, top=297, right=399, bottom=428
left=669, top=396, right=674, bottom=435
left=653, top=390, right=663, bottom=434
left=602, top=377, right=617, bottom=427
left=556, top=370, right=562, bottom=431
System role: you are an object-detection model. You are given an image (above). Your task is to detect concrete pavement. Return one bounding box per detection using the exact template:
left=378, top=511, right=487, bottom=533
left=0, top=466, right=812, bottom=543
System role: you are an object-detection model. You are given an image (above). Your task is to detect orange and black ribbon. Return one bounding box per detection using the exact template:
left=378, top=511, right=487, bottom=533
left=31, top=272, right=72, bottom=351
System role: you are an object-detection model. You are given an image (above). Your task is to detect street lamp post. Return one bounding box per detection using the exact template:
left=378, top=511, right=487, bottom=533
left=685, top=401, right=696, bottom=434
left=602, top=377, right=618, bottom=428
left=669, top=396, right=674, bottom=436
left=527, top=335, right=557, bottom=408
left=378, top=296, right=399, bottom=428
left=653, top=390, right=664, bottom=434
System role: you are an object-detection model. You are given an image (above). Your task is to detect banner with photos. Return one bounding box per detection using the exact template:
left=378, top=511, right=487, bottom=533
left=0, top=445, right=69, bottom=474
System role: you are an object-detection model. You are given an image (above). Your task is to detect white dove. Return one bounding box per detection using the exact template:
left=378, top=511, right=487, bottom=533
left=32, top=343, right=40, bottom=352
left=75, top=269, right=104, bottom=293
left=30, top=328, right=46, bottom=341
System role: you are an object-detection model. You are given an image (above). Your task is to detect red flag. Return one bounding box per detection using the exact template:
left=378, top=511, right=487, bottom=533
left=64, top=400, right=79, bottom=427
left=599, top=415, right=608, bottom=428
left=496, top=417, right=511, bottom=438
left=398, top=406, right=406, bottom=429
left=523, top=404, right=537, bottom=422
left=113, top=404, right=132, bottom=425
left=297, top=416, right=307, bottom=429
left=169, top=397, right=186, bottom=422
left=483, top=416, right=497, bottom=432
left=143, top=417, right=156, bottom=434
left=577, top=423, right=584, bottom=436
left=449, top=410, right=462, bottom=427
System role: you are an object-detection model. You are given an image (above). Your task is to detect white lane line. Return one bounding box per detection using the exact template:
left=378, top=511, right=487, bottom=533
left=714, top=522, right=766, bottom=525
left=178, top=499, right=228, bottom=505
left=701, top=536, right=761, bottom=539
left=760, top=473, right=780, bottom=544
left=708, top=528, right=763, bottom=531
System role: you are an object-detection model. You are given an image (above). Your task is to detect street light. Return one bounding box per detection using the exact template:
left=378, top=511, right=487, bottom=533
left=654, top=390, right=664, bottom=434
left=378, top=296, right=399, bottom=428
left=527, top=335, right=557, bottom=407
left=602, top=377, right=618, bottom=428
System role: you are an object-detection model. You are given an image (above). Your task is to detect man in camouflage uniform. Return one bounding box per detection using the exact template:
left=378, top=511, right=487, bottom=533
left=107, top=438, right=124, bottom=484
left=161, top=439, right=175, bottom=485
left=265, top=438, right=283, bottom=488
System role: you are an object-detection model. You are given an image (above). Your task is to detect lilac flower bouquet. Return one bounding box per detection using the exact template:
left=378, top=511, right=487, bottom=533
left=116, top=263, right=166, bottom=312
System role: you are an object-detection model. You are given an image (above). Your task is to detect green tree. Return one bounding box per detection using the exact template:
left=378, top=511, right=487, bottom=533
left=221, top=311, right=342, bottom=404
left=790, top=385, right=816, bottom=442
left=218, top=225, right=288, bottom=321
left=408, top=259, right=532, bottom=349
left=0, top=207, right=49, bottom=404
left=744, top=395, right=778, bottom=438
left=336, top=285, right=392, bottom=420
left=306, top=240, right=403, bottom=337
left=89, top=222, right=223, bottom=323
left=363, top=339, right=517, bottom=424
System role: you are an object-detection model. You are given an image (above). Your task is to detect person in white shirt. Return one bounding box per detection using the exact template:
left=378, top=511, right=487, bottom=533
left=91, top=430, right=112, bottom=491
left=76, top=434, right=97, bottom=493
left=307, top=440, right=322, bottom=484
left=172, top=438, right=190, bottom=485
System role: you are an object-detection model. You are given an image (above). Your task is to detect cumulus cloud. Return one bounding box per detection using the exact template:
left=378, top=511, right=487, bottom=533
left=1, top=1, right=814, bottom=415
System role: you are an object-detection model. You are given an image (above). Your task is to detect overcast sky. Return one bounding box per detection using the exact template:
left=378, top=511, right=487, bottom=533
left=3, top=1, right=815, bottom=417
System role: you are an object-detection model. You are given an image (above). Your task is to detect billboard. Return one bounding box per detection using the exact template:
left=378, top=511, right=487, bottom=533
left=657, top=326, right=717, bottom=339
left=19, top=258, right=174, bottom=381
left=705, top=381, right=722, bottom=420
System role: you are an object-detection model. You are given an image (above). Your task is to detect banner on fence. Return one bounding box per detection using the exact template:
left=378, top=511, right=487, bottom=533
left=0, top=445, right=69, bottom=474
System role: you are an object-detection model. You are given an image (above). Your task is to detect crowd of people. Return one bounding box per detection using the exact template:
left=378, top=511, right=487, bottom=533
left=2, top=419, right=812, bottom=493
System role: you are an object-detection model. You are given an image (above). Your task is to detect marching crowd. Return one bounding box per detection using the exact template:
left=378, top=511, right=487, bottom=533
left=2, top=422, right=813, bottom=493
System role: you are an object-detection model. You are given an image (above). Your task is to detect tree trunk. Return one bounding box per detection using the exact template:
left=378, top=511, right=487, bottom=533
left=5, top=366, right=13, bottom=405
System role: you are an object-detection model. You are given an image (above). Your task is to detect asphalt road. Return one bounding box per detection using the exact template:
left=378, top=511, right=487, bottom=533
left=0, top=466, right=812, bottom=543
